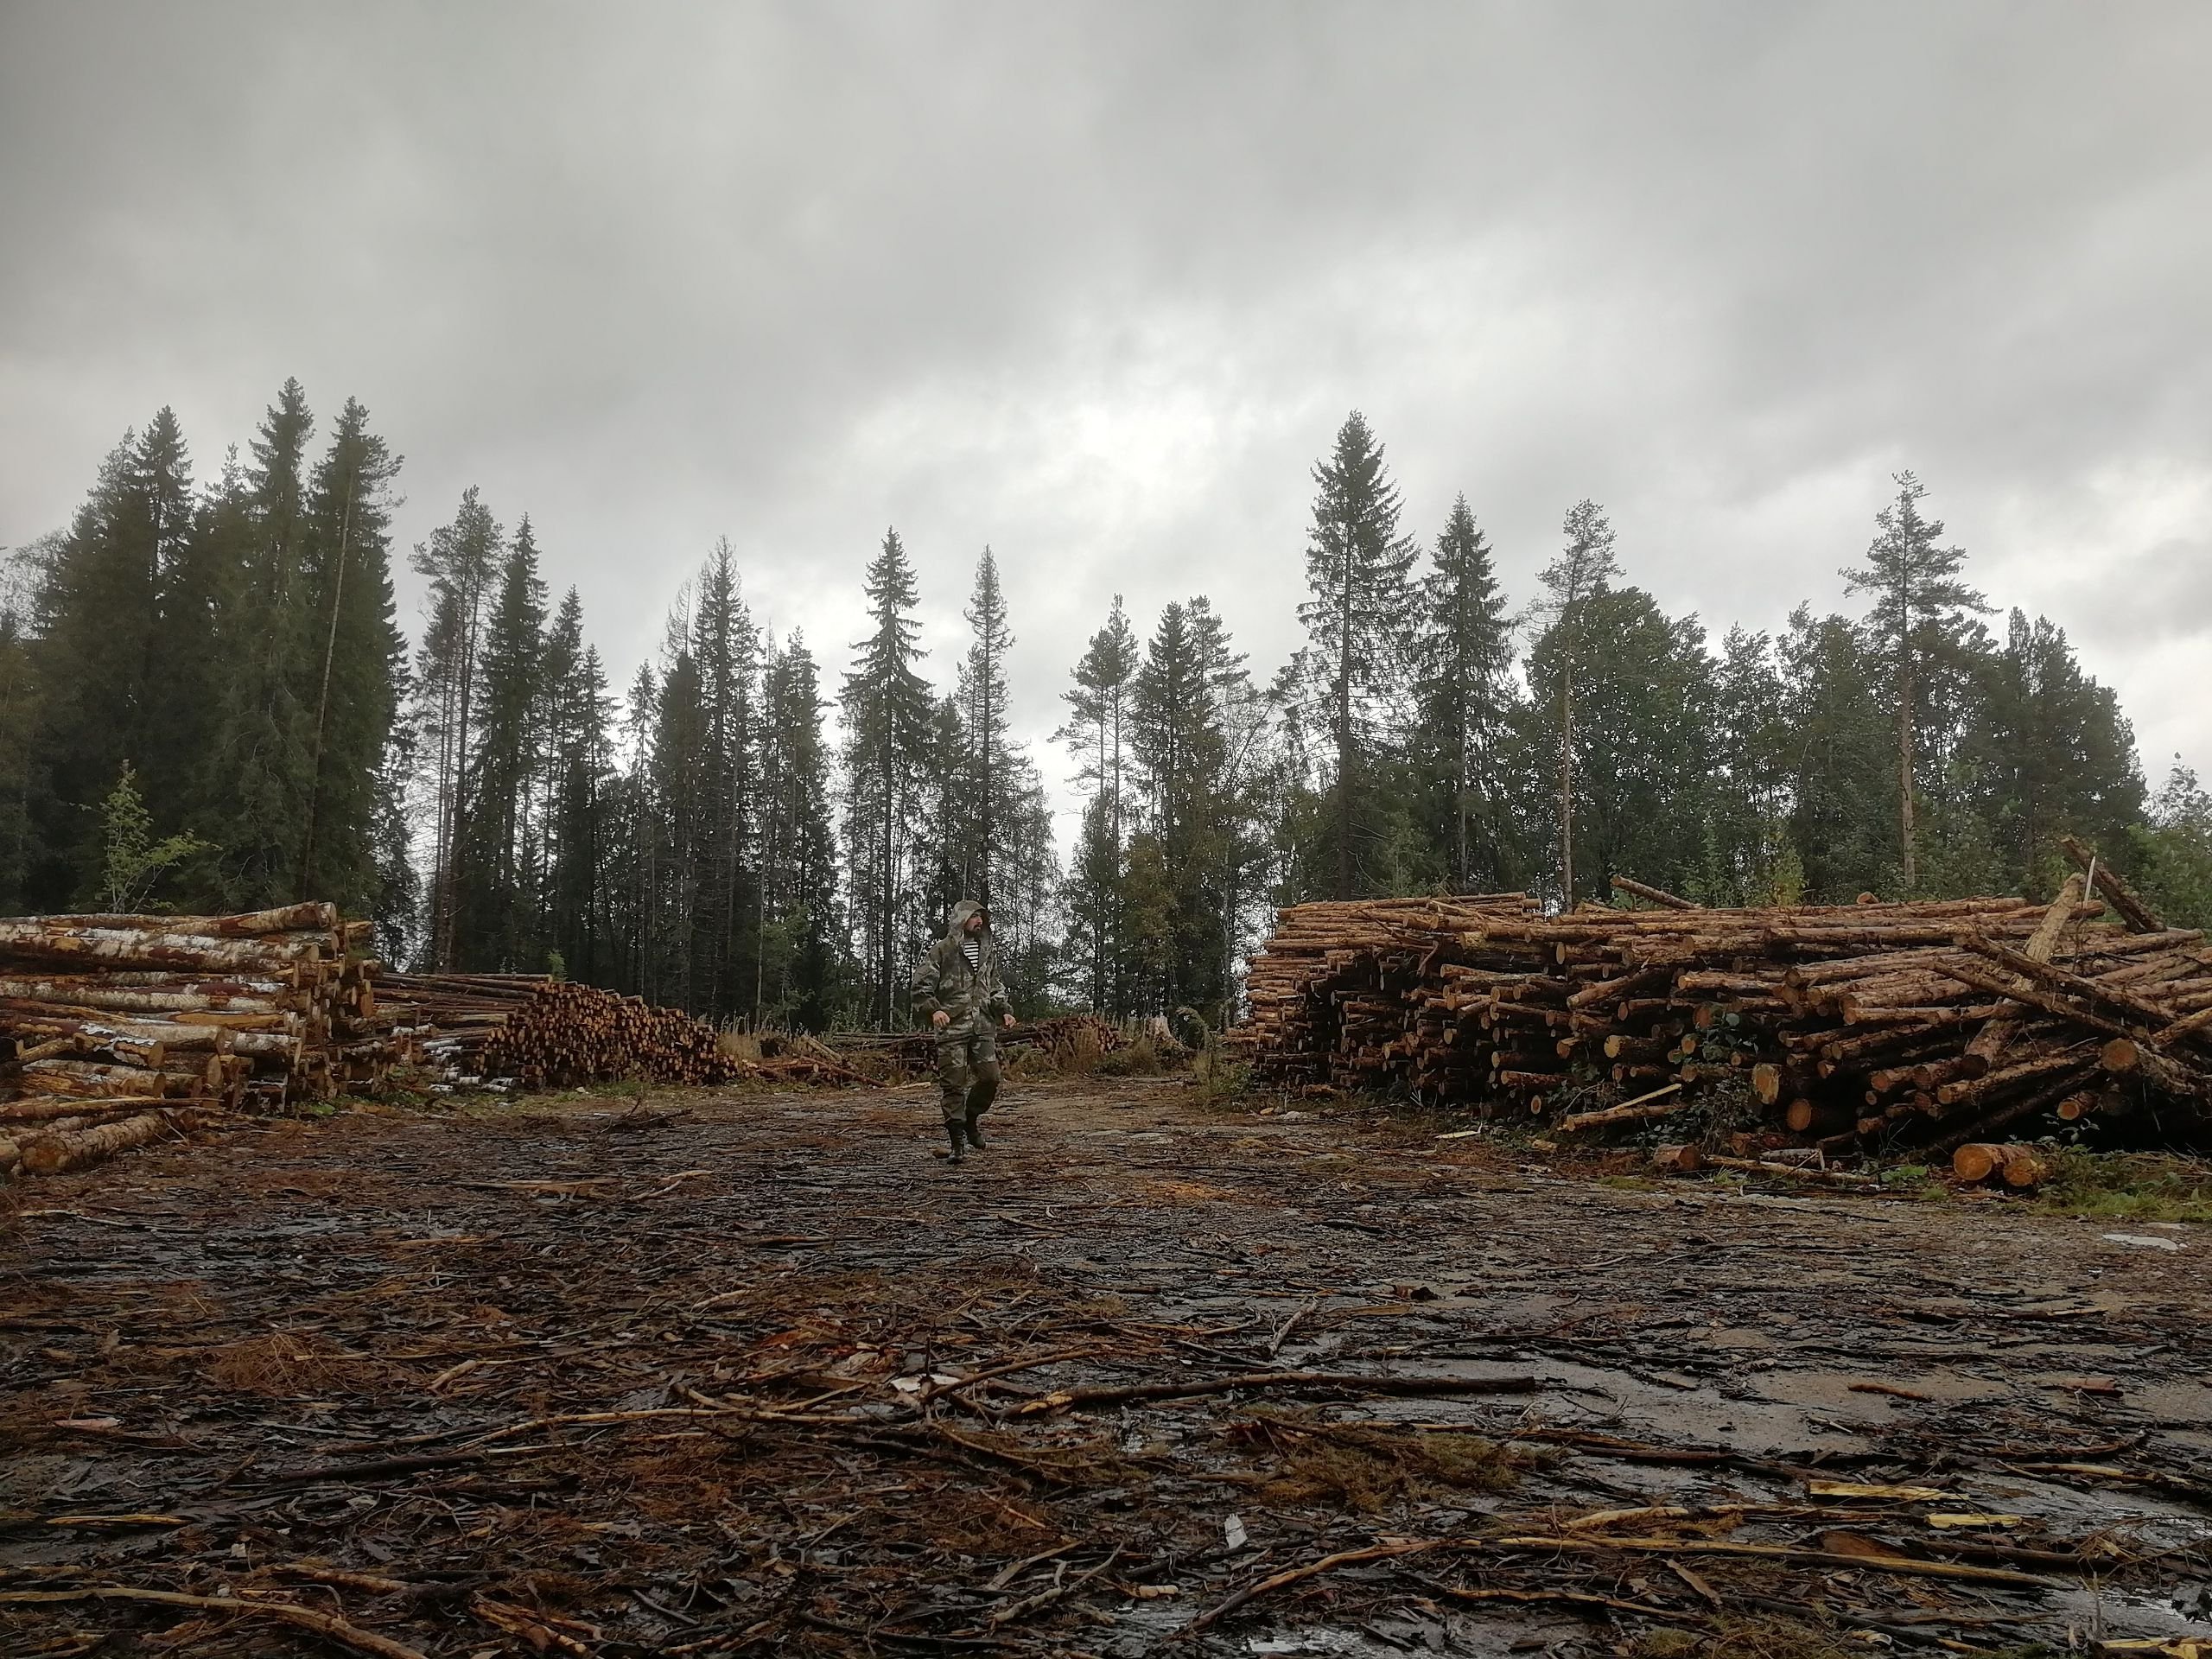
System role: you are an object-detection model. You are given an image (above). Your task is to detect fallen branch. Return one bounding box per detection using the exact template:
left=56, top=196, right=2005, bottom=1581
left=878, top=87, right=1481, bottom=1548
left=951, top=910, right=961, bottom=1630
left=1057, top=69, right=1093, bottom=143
left=1192, top=1539, right=1442, bottom=1630
left=1007, top=1370, right=1539, bottom=1416
left=0, top=1586, right=426, bottom=1659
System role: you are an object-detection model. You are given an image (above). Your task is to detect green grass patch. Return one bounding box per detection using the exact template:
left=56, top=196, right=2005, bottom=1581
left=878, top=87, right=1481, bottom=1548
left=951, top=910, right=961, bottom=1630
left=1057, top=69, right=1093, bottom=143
left=2031, top=1147, right=2212, bottom=1224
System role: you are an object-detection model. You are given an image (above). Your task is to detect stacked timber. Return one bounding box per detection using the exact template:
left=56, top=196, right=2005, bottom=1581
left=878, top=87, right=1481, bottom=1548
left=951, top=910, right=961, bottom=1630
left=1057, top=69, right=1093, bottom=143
left=0, top=903, right=398, bottom=1179
left=825, top=1014, right=1133, bottom=1079
left=1236, top=856, right=2212, bottom=1160
left=378, top=975, right=746, bottom=1089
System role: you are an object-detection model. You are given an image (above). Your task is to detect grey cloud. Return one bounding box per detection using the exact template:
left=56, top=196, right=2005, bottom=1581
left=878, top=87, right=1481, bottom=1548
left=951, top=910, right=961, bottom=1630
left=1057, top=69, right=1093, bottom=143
left=3, top=0, right=2209, bottom=810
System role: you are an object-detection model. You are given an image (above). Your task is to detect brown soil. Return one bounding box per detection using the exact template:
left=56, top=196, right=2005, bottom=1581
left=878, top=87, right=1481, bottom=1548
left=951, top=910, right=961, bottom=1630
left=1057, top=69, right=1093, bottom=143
left=3, top=1076, right=2208, bottom=1656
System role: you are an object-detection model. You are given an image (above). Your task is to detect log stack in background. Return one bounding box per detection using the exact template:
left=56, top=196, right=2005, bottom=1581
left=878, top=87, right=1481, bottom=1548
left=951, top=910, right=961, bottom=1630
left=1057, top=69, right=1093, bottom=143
left=0, top=903, right=397, bottom=1179
left=1236, top=856, right=2212, bottom=1162
left=378, top=974, right=747, bottom=1090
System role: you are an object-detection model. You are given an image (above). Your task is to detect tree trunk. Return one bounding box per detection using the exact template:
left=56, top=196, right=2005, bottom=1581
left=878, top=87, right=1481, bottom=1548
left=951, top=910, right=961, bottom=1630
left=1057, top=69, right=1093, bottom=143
left=1558, top=664, right=1575, bottom=906
left=1897, top=656, right=1916, bottom=889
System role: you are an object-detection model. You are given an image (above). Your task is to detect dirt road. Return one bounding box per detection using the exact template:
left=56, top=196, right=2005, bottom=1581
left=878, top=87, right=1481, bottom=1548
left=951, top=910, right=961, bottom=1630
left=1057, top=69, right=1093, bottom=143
left=4, top=1078, right=2209, bottom=1656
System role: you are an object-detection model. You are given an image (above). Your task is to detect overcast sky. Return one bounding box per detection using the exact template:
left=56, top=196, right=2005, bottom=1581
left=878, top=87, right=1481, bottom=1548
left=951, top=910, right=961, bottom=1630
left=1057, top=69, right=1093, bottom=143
left=4, top=1, right=2208, bottom=838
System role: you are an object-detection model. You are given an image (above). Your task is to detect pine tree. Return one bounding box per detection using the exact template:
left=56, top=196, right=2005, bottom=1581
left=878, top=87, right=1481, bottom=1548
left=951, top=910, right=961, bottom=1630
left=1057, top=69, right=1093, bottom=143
left=838, top=529, right=931, bottom=1025
left=1840, top=472, right=1991, bottom=891
left=1295, top=411, right=1418, bottom=899
left=1533, top=499, right=1622, bottom=906
left=1409, top=493, right=1516, bottom=893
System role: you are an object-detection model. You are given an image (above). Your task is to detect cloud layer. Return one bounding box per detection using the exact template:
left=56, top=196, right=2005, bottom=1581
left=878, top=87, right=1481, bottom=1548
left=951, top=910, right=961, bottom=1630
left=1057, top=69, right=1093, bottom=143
left=5, top=1, right=2208, bottom=822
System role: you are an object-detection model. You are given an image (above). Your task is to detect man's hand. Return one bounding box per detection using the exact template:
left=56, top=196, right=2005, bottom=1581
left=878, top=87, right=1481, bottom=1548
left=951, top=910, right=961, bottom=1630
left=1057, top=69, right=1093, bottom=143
left=1001, top=1012, right=1016, bottom=1030
left=931, top=1009, right=950, bottom=1028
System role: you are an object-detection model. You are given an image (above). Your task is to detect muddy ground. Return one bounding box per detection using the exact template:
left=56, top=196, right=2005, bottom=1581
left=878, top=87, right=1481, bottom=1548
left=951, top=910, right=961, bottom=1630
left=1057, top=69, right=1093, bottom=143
left=3, top=1077, right=2209, bottom=1657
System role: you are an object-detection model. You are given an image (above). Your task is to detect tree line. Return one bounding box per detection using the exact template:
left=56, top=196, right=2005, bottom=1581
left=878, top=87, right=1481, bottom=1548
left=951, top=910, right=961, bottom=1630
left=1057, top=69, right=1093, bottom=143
left=5, top=387, right=2209, bottom=1031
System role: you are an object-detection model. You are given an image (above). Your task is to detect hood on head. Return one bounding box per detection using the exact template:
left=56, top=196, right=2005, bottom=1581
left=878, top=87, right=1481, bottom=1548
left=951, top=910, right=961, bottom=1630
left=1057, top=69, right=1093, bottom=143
left=949, top=898, right=988, bottom=932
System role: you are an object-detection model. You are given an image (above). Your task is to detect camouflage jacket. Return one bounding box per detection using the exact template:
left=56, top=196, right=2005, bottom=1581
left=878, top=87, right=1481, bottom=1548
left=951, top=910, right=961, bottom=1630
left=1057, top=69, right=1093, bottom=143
left=911, top=899, right=1014, bottom=1029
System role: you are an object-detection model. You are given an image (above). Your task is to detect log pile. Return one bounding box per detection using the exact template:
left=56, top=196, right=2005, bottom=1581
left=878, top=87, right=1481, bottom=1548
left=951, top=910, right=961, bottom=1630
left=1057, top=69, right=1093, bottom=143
left=825, top=1014, right=1133, bottom=1079
left=0, top=903, right=397, bottom=1179
left=378, top=974, right=747, bottom=1090
left=1236, top=860, right=2212, bottom=1162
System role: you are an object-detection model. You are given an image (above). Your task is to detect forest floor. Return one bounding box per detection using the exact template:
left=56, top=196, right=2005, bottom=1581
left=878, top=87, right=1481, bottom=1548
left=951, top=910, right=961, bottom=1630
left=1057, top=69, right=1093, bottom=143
left=3, top=1077, right=2210, bottom=1658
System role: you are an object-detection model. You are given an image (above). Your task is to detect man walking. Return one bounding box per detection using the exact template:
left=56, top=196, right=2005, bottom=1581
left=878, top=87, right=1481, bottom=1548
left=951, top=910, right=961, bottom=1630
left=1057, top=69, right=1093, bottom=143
left=910, top=898, right=1017, bottom=1165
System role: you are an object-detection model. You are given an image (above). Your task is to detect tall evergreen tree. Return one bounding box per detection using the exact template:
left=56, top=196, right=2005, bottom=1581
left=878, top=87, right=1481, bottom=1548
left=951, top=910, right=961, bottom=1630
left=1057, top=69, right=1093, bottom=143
left=1840, top=472, right=1990, bottom=890
left=1534, top=499, right=1621, bottom=906
left=207, top=380, right=319, bottom=906
left=1961, top=610, right=2142, bottom=894
left=1409, top=493, right=1516, bottom=893
left=839, top=529, right=931, bottom=1025
left=296, top=397, right=405, bottom=913
left=1294, top=410, right=1418, bottom=899
left=26, top=413, right=194, bottom=902
left=411, top=486, right=502, bottom=967
left=757, top=632, right=842, bottom=1027
left=957, top=547, right=1017, bottom=906
left=455, top=518, right=548, bottom=969
left=1524, top=585, right=1713, bottom=906
left=1055, top=595, right=1139, bottom=1011
left=539, top=591, right=617, bottom=983
left=1778, top=607, right=1895, bottom=900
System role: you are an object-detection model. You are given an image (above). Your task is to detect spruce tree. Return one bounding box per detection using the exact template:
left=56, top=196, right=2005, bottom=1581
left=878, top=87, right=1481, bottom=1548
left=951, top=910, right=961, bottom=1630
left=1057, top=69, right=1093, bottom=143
left=1779, top=607, right=1895, bottom=899
left=26, top=411, right=194, bottom=903
left=1409, top=493, right=1515, bottom=893
left=689, top=539, right=759, bottom=1019
left=209, top=380, right=318, bottom=906
left=958, top=547, right=1016, bottom=906
left=296, top=397, right=404, bottom=912
left=759, top=632, right=842, bottom=1027
left=1054, top=595, right=1139, bottom=1010
left=411, top=486, right=503, bottom=967
left=1524, top=586, right=1713, bottom=903
left=1840, top=472, right=1990, bottom=890
left=1962, top=610, right=2143, bottom=893
left=838, top=529, right=931, bottom=1025
left=1295, top=411, right=1418, bottom=899
left=1534, top=499, right=1622, bottom=906
left=457, top=519, right=548, bottom=968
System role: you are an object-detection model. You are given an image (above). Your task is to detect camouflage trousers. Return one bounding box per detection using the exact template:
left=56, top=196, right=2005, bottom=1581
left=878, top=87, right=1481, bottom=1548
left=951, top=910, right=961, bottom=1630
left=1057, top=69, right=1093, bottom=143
left=936, top=1024, right=1002, bottom=1126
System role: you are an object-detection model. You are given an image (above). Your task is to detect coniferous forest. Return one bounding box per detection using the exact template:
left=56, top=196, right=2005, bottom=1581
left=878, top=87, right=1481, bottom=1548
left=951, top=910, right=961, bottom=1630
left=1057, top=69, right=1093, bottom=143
left=6, top=385, right=2209, bottom=1031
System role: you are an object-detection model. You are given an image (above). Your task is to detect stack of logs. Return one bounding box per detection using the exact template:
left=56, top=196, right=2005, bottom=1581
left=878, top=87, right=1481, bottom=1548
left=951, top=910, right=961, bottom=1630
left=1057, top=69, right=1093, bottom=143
left=1237, top=848, right=2212, bottom=1163
left=378, top=975, right=747, bottom=1090
left=1, top=903, right=393, bottom=1178
left=825, top=1014, right=1132, bottom=1079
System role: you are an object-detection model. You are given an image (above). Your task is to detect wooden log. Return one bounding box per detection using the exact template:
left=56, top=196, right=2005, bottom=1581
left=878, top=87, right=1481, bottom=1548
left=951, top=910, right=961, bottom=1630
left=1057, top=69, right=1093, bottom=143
left=17, top=1111, right=173, bottom=1174
left=1967, top=877, right=2084, bottom=1068
left=1649, top=1141, right=1705, bottom=1173
left=0, top=921, right=323, bottom=975
left=0, top=1095, right=168, bottom=1123
left=1952, top=1142, right=2051, bottom=1188
left=34, top=903, right=339, bottom=937
left=2058, top=835, right=2163, bottom=933
left=1557, top=1083, right=1684, bottom=1133
left=1610, top=875, right=1700, bottom=911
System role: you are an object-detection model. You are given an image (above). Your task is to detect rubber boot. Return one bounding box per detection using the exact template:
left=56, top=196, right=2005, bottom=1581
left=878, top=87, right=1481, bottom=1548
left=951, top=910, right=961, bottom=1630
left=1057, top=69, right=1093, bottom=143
left=963, top=1110, right=987, bottom=1151
left=944, top=1119, right=967, bottom=1165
